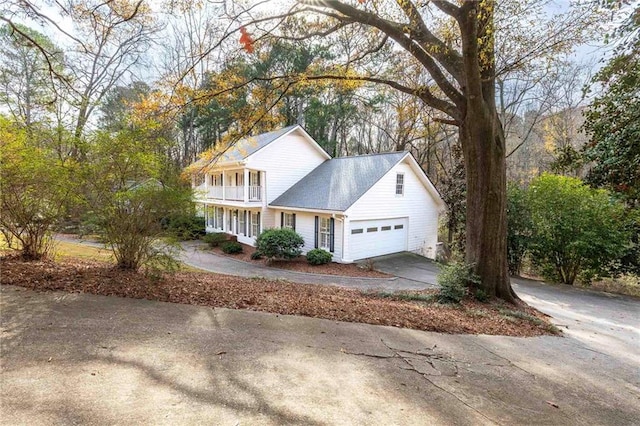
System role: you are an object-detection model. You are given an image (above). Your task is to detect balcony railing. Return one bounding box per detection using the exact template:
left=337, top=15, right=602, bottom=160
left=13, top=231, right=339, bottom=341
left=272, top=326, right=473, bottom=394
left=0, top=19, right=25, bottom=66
left=248, top=186, right=261, bottom=201
left=225, top=186, right=243, bottom=201
left=205, top=185, right=262, bottom=202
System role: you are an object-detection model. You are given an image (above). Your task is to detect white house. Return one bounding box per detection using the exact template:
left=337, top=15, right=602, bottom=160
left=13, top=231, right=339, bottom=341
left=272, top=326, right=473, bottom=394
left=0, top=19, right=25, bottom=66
left=189, top=125, right=445, bottom=263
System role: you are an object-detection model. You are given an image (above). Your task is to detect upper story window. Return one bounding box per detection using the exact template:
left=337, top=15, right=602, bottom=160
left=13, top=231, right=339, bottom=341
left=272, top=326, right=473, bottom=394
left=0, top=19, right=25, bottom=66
left=396, top=173, right=404, bottom=196
left=211, top=173, right=223, bottom=186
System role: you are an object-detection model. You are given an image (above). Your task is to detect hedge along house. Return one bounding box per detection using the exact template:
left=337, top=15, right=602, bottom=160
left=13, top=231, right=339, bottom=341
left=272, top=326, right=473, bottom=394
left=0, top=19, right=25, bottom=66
left=189, top=125, right=445, bottom=262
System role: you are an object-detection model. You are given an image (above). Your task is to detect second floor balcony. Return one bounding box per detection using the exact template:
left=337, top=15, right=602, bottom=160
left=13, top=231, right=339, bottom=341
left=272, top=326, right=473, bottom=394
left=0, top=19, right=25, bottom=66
left=207, top=185, right=262, bottom=202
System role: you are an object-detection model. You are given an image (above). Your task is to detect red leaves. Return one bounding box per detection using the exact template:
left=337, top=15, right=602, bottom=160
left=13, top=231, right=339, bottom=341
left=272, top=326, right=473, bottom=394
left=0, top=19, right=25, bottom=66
left=239, top=26, right=254, bottom=54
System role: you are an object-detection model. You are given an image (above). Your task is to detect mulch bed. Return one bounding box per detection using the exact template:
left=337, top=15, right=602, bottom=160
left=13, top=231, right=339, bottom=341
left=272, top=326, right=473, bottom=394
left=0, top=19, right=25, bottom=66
left=1, top=255, right=558, bottom=337
left=211, top=243, right=391, bottom=278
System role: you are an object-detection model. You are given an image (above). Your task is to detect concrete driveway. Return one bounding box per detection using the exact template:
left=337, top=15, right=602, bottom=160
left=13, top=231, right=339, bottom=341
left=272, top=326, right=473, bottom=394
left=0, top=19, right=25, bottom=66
left=1, top=284, right=639, bottom=425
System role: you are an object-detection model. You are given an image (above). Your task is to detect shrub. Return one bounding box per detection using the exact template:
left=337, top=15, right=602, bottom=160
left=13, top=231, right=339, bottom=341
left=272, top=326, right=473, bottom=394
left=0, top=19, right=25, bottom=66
left=307, top=248, right=332, bottom=265
left=507, top=184, right=533, bottom=276
left=203, top=232, right=227, bottom=247
left=221, top=241, right=243, bottom=254
left=164, top=214, right=205, bottom=241
left=250, top=251, right=263, bottom=260
left=255, top=228, right=304, bottom=261
left=528, top=173, right=628, bottom=285
left=436, top=262, right=480, bottom=304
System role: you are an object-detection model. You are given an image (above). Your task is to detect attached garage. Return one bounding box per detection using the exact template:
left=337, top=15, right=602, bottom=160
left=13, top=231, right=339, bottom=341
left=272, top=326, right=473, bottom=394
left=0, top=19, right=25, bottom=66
left=349, top=218, right=408, bottom=260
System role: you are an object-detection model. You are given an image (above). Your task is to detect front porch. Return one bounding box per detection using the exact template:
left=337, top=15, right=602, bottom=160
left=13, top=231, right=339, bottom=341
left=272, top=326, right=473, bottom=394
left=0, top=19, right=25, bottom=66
left=203, top=204, right=263, bottom=246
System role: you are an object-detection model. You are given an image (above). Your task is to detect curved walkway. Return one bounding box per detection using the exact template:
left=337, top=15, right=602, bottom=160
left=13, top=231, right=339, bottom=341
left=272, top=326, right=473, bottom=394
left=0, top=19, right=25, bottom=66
left=54, top=235, right=435, bottom=292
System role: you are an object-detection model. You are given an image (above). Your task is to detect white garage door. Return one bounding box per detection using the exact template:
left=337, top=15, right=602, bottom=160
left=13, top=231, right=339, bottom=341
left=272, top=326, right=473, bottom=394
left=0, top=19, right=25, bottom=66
left=349, top=218, right=408, bottom=260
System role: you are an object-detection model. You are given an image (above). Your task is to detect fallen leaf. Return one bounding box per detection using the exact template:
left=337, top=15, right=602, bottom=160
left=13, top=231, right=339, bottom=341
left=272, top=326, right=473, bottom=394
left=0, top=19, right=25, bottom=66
left=546, top=401, right=559, bottom=408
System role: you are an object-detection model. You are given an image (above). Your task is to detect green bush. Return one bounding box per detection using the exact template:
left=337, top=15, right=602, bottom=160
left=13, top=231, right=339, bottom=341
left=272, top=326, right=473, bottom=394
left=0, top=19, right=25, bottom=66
left=164, top=214, right=205, bottom=241
left=528, top=173, right=628, bottom=285
left=436, top=262, right=480, bottom=304
left=203, top=232, right=227, bottom=247
left=306, top=248, right=332, bottom=265
left=221, top=241, right=243, bottom=254
left=250, top=251, right=263, bottom=260
left=255, top=228, right=304, bottom=261
left=507, top=185, right=533, bottom=276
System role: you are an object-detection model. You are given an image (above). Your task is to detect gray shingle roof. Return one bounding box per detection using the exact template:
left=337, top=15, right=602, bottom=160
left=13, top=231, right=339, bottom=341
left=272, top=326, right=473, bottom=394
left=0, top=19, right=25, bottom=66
left=270, top=152, right=408, bottom=212
left=219, top=125, right=299, bottom=162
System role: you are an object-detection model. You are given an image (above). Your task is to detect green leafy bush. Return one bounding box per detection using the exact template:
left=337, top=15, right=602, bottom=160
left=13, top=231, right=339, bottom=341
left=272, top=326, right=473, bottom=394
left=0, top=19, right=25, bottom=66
left=255, top=228, right=304, bottom=261
left=528, top=173, right=628, bottom=285
left=164, top=214, right=205, bottom=240
left=203, top=232, right=227, bottom=247
left=221, top=241, right=243, bottom=254
left=250, top=251, right=263, bottom=260
left=507, top=185, right=533, bottom=276
left=306, top=248, right=332, bottom=265
left=436, top=262, right=480, bottom=304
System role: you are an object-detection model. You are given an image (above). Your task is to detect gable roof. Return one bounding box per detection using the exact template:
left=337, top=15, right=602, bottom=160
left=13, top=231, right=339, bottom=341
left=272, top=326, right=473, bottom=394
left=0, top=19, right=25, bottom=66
left=270, top=152, right=408, bottom=212
left=184, top=125, right=330, bottom=176
left=218, top=125, right=299, bottom=162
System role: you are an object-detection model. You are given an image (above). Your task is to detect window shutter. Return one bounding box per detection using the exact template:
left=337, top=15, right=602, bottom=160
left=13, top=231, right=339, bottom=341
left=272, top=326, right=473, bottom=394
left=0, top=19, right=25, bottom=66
left=281, top=212, right=284, bottom=228
left=314, top=216, right=319, bottom=248
left=329, top=218, right=335, bottom=253
left=247, top=212, right=251, bottom=237
left=292, top=214, right=296, bottom=231
left=235, top=210, right=238, bottom=232
left=244, top=210, right=248, bottom=236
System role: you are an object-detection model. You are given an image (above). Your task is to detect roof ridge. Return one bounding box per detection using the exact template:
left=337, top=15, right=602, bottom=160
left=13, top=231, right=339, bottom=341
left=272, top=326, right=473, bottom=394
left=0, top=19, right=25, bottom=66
left=333, top=151, right=407, bottom=160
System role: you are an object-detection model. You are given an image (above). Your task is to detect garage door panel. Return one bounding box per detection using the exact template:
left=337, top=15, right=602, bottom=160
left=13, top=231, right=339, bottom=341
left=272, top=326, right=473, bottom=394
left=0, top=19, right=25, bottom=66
left=350, top=218, right=407, bottom=260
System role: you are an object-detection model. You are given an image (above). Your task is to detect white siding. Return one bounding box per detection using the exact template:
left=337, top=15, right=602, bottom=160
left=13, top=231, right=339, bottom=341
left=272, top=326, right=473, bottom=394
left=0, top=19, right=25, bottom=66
left=248, top=132, right=328, bottom=203
left=344, top=161, right=440, bottom=260
left=274, top=210, right=344, bottom=263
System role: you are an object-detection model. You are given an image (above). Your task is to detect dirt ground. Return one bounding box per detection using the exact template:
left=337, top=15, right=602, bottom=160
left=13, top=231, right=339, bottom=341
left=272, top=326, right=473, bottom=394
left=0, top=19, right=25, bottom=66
left=1, top=255, right=556, bottom=337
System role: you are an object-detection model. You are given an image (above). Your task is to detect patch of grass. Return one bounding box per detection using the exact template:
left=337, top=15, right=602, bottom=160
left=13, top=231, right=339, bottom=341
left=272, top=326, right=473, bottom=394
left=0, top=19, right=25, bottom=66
left=498, top=308, right=560, bottom=333
left=54, top=241, right=114, bottom=263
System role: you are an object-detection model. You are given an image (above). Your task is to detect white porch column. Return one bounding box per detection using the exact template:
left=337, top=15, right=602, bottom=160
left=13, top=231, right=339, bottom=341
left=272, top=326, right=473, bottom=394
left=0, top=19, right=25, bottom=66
left=342, top=215, right=350, bottom=262
left=222, top=172, right=226, bottom=200
left=244, top=168, right=249, bottom=202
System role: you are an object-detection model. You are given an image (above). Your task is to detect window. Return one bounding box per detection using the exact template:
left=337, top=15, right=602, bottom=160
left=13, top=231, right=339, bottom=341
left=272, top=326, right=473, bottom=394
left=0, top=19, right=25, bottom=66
left=228, top=209, right=234, bottom=231
left=251, top=211, right=261, bottom=237
left=283, top=213, right=295, bottom=229
left=396, top=173, right=404, bottom=195
left=215, top=207, right=224, bottom=229
left=394, top=224, right=404, bottom=230
left=367, top=227, right=378, bottom=233
left=381, top=226, right=391, bottom=231
left=239, top=210, right=246, bottom=235
left=206, top=206, right=215, bottom=227
left=351, top=228, right=363, bottom=235
left=320, top=217, right=331, bottom=249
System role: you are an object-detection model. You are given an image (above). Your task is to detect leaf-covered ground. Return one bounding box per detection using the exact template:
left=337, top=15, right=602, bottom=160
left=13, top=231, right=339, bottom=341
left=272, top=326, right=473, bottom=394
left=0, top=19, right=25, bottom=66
left=1, top=256, right=559, bottom=337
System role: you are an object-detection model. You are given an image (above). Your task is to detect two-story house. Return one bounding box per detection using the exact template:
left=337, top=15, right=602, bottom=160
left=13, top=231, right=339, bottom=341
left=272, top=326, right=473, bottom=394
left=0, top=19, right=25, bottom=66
left=190, top=125, right=445, bottom=263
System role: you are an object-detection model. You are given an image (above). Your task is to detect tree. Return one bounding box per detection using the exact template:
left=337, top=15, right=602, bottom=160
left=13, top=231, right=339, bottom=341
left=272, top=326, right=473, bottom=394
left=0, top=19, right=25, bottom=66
left=583, top=51, right=639, bottom=207
left=86, top=128, right=192, bottom=271
left=0, top=24, right=62, bottom=130
left=269, top=0, right=517, bottom=300
left=0, top=117, right=77, bottom=259
left=527, top=173, right=627, bottom=285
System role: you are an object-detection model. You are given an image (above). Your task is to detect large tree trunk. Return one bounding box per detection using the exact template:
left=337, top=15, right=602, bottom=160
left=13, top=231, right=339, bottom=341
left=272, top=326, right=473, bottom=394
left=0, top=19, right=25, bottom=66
left=460, top=107, right=517, bottom=302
